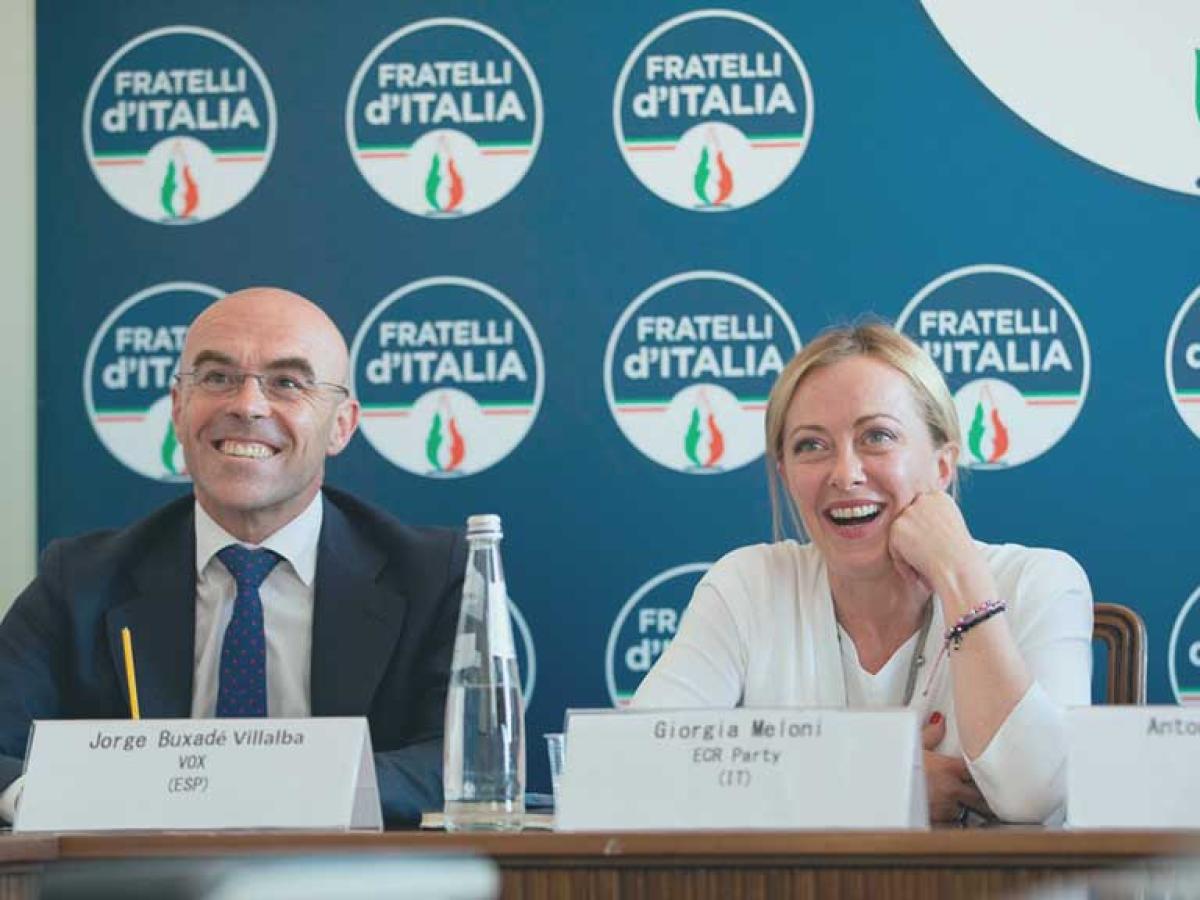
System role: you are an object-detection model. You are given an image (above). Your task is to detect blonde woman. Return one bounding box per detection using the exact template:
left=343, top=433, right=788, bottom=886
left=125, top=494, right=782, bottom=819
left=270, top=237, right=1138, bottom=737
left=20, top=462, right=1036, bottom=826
left=632, top=322, right=1092, bottom=824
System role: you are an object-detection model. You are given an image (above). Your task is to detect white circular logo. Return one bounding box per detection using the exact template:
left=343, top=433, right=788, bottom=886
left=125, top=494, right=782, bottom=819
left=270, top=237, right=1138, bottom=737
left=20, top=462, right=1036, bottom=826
left=923, top=1, right=1200, bottom=196
left=613, top=10, right=814, bottom=211
left=605, top=563, right=710, bottom=707
left=346, top=18, right=542, bottom=217
left=350, top=277, right=543, bottom=477
left=895, top=264, right=1090, bottom=468
left=83, top=282, right=224, bottom=480
left=604, top=271, right=800, bottom=473
left=1169, top=584, right=1200, bottom=705
left=1166, top=284, right=1200, bottom=440
left=83, top=27, right=276, bottom=223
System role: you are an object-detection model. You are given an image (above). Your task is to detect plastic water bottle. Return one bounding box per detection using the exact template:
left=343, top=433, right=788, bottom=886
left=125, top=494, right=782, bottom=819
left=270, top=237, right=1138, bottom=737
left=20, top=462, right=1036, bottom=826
left=443, top=514, right=525, bottom=831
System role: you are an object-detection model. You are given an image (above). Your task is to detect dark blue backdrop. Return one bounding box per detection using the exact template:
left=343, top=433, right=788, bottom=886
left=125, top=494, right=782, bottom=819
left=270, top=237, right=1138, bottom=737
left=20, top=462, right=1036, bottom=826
left=37, top=1, right=1200, bottom=792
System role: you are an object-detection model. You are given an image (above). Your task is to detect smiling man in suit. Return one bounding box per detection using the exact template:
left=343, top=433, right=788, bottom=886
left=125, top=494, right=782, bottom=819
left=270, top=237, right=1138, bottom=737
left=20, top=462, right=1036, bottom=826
left=0, top=287, right=465, bottom=826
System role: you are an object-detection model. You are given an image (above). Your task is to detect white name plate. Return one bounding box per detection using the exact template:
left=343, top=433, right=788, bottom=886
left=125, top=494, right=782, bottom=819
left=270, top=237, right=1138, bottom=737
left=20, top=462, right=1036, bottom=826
left=14, top=717, right=382, bottom=832
left=1067, top=706, right=1200, bottom=828
left=556, top=708, right=927, bottom=831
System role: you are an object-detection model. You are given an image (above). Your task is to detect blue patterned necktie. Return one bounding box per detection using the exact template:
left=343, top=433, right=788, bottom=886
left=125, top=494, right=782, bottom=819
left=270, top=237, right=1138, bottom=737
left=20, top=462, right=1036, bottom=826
left=215, top=545, right=282, bottom=717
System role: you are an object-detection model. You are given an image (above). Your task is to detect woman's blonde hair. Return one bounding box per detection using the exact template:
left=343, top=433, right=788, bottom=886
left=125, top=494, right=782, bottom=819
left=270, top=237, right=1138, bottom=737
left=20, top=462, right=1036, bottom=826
left=765, top=320, right=961, bottom=541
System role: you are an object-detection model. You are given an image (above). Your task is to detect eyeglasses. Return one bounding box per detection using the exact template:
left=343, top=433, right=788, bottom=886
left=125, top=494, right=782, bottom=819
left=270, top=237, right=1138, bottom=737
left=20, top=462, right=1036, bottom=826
left=176, top=365, right=350, bottom=403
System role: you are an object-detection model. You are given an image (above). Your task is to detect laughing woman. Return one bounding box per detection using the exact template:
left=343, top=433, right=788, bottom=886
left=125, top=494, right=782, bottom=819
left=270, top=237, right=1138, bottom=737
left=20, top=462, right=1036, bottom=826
left=631, top=322, right=1093, bottom=824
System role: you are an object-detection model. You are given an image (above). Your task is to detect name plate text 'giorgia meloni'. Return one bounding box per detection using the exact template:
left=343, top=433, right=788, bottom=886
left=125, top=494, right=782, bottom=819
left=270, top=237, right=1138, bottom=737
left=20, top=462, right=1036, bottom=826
left=14, top=718, right=381, bottom=832
left=556, top=708, right=928, bottom=831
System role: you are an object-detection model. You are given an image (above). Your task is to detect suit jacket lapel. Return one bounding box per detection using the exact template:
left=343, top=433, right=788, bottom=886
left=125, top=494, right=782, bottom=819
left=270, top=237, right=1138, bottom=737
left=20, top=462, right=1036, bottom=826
left=311, top=498, right=409, bottom=716
left=105, top=510, right=196, bottom=718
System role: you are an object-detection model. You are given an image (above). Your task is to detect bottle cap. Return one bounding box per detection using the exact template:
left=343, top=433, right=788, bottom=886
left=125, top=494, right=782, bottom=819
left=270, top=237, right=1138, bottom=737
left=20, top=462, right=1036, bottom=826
left=466, top=514, right=503, bottom=539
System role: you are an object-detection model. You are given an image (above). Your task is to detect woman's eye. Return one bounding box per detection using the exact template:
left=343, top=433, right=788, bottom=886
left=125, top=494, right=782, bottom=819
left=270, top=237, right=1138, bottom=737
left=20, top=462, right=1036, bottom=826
left=792, top=437, right=823, bottom=455
left=862, top=429, right=896, bottom=446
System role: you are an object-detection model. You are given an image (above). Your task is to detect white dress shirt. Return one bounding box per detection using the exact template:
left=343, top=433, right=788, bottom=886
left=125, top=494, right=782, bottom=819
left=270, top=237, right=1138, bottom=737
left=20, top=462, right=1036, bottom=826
left=191, top=493, right=322, bottom=718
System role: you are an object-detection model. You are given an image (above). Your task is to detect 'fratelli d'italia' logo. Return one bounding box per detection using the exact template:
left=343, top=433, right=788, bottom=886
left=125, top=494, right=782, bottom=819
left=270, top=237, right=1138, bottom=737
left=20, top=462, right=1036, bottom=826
left=83, top=27, right=275, bottom=224
left=346, top=18, right=542, bottom=218
left=604, top=271, right=801, bottom=474
left=1169, top=584, right=1200, bottom=705
left=613, top=10, right=813, bottom=211
left=84, top=282, right=224, bottom=480
left=350, top=277, right=543, bottom=477
left=895, top=265, right=1091, bottom=469
left=606, top=563, right=710, bottom=707
left=1166, top=284, right=1200, bottom=440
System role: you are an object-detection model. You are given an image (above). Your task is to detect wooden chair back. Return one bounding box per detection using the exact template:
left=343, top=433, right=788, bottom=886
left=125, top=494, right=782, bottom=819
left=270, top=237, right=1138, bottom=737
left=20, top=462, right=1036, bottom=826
left=1093, top=602, right=1147, bottom=705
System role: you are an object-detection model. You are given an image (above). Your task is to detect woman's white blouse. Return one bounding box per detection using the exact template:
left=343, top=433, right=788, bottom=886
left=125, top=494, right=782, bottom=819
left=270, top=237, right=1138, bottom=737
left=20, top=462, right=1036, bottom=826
left=630, top=540, right=1094, bottom=823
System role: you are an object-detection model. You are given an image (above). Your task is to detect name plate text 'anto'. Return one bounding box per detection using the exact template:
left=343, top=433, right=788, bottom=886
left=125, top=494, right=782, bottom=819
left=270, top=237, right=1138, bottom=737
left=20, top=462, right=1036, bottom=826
left=1067, top=706, right=1200, bottom=828
left=14, top=718, right=381, bottom=832
left=556, top=708, right=927, bottom=830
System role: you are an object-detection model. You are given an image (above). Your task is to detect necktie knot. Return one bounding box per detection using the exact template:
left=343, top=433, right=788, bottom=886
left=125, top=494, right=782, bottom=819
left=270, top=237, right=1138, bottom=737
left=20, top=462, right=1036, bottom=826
left=217, top=545, right=282, bottom=592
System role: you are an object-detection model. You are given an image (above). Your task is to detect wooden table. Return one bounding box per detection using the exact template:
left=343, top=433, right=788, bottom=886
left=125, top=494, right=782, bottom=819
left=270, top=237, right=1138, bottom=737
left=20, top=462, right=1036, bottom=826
left=0, top=829, right=1197, bottom=899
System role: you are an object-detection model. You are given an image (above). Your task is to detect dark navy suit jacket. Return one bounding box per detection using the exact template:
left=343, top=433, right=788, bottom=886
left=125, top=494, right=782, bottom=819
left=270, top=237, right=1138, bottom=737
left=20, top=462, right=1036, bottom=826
left=0, top=487, right=465, bottom=827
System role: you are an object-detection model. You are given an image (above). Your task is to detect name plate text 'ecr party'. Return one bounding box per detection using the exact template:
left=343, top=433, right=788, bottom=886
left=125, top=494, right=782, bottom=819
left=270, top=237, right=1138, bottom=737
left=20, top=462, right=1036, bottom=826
left=556, top=708, right=927, bottom=830
left=14, top=718, right=382, bottom=832
left=1067, top=706, right=1200, bottom=828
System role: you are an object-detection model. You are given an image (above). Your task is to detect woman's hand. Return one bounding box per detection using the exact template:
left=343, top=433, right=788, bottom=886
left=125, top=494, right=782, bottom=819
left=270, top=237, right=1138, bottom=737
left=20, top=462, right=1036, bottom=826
left=889, top=492, right=995, bottom=611
left=922, top=713, right=993, bottom=823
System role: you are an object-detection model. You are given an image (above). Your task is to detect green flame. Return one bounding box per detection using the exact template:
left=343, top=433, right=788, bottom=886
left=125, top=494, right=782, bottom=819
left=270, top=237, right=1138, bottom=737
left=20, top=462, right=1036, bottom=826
left=425, top=412, right=443, bottom=470
left=160, top=420, right=180, bottom=475
left=160, top=160, right=178, bottom=217
left=967, top=402, right=986, bottom=463
left=693, top=147, right=710, bottom=205
left=684, top=408, right=702, bottom=466
left=425, top=154, right=442, bottom=211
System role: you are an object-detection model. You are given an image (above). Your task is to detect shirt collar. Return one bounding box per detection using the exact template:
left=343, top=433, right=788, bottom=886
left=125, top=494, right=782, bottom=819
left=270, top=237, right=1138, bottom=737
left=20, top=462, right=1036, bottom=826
left=194, top=492, right=324, bottom=587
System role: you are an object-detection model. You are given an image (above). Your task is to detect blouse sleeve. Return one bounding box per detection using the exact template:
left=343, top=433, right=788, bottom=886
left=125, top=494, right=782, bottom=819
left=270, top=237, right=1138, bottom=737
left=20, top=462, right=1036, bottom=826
left=966, top=548, right=1094, bottom=823
left=629, top=562, right=752, bottom=709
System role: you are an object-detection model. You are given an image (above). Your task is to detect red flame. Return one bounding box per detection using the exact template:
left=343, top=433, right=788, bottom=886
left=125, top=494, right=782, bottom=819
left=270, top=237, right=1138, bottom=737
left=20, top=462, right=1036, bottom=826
left=714, top=151, right=733, bottom=205
left=181, top=165, right=199, bottom=217
left=446, top=159, right=464, bottom=211
left=988, top=407, right=1009, bottom=462
left=446, top=417, right=465, bottom=470
left=705, top=412, right=725, bottom=466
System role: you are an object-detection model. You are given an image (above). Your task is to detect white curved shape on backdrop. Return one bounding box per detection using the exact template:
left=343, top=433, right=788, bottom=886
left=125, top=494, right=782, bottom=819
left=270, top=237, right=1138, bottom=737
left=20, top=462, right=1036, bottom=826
left=922, top=0, right=1200, bottom=196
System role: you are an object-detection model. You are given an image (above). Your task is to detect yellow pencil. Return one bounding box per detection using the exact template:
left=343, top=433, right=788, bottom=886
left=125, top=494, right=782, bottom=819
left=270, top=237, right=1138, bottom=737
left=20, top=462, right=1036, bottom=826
left=120, top=627, right=141, bottom=720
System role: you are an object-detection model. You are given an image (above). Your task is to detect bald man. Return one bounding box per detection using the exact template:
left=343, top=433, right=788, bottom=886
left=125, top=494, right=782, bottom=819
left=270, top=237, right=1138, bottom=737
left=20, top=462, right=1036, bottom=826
left=0, top=288, right=465, bottom=827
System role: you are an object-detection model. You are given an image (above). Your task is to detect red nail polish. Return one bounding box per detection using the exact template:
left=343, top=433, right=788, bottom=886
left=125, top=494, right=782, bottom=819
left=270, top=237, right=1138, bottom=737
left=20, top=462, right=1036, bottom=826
left=929, top=712, right=943, bottom=725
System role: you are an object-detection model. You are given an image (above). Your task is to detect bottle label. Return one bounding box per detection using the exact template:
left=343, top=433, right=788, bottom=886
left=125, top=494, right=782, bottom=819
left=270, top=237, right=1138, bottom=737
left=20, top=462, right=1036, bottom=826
left=451, top=633, right=479, bottom=670
left=487, top=580, right=518, bottom=660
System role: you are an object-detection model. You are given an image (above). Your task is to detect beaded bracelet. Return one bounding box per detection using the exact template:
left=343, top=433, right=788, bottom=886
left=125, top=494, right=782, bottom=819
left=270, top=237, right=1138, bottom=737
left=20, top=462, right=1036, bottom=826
left=945, top=598, right=1008, bottom=651
left=920, top=599, right=1008, bottom=697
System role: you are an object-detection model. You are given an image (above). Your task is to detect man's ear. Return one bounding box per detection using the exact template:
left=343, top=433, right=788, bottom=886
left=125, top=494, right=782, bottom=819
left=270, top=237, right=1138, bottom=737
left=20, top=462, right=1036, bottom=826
left=326, top=398, right=360, bottom=456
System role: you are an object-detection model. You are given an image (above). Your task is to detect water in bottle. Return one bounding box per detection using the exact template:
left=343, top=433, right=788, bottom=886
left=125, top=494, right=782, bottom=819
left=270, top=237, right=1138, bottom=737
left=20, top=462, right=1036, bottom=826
left=443, top=514, right=525, bottom=831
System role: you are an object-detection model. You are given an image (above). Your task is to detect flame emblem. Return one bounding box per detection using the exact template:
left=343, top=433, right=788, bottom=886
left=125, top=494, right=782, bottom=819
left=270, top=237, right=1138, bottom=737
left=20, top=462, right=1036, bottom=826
left=693, top=128, right=734, bottom=208
left=967, top=386, right=1010, bottom=464
left=160, top=419, right=186, bottom=476
left=684, top=389, right=725, bottom=469
left=424, top=136, right=465, bottom=214
left=159, top=141, right=200, bottom=220
left=425, top=394, right=466, bottom=473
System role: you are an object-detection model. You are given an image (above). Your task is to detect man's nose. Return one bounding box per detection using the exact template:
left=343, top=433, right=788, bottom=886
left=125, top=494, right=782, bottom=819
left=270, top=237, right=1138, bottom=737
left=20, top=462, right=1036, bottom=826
left=226, top=373, right=272, bottom=416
